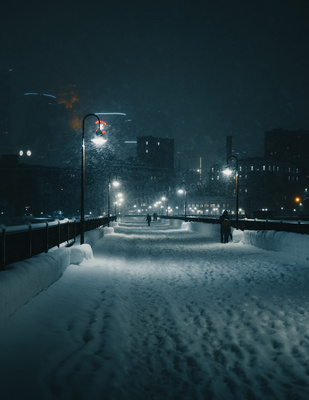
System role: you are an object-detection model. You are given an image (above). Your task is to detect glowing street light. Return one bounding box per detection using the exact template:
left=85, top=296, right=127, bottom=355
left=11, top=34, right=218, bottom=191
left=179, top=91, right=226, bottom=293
left=80, top=113, right=106, bottom=244
left=108, top=175, right=120, bottom=226
left=161, top=196, right=169, bottom=216
left=223, top=154, right=239, bottom=227
left=178, top=188, right=187, bottom=219
left=115, top=193, right=124, bottom=216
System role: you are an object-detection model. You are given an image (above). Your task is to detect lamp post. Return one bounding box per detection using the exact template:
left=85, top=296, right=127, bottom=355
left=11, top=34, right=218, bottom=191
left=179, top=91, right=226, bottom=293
left=178, top=189, right=187, bottom=219
left=115, top=193, right=123, bottom=217
left=81, top=113, right=105, bottom=244
left=225, top=154, right=239, bottom=227
left=108, top=175, right=120, bottom=226
left=161, top=196, right=169, bottom=216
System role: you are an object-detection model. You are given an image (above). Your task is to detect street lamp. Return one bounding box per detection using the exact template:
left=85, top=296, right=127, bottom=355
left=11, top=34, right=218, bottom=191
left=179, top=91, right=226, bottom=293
left=161, top=196, right=169, bottom=216
left=81, top=113, right=106, bottom=244
left=223, top=154, right=239, bottom=227
left=108, top=175, right=120, bottom=226
left=177, top=188, right=187, bottom=219
left=115, top=193, right=124, bottom=217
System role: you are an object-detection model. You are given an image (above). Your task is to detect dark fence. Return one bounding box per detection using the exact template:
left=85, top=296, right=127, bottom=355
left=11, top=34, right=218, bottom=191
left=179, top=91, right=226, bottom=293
left=2, top=215, right=308, bottom=270
left=160, top=215, right=309, bottom=235
left=0, top=217, right=116, bottom=270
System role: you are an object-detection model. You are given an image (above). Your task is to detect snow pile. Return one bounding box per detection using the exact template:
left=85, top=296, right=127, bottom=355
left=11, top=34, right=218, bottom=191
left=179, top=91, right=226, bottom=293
left=1, top=220, right=308, bottom=322
left=181, top=220, right=220, bottom=237
left=184, top=221, right=309, bottom=261
left=0, top=225, right=117, bottom=320
left=0, top=247, right=72, bottom=320
left=242, top=229, right=309, bottom=261
left=69, top=244, right=93, bottom=264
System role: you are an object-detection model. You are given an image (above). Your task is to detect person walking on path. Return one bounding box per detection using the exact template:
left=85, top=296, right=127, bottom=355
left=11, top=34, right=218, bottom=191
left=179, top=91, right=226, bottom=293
left=219, top=210, right=229, bottom=243
left=222, top=217, right=232, bottom=243
left=146, top=214, right=152, bottom=226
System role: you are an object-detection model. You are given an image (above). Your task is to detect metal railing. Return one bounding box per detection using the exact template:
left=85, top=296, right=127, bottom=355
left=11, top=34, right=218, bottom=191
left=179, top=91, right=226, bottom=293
left=160, top=215, right=309, bottom=234
left=2, top=214, right=307, bottom=270
left=0, top=216, right=116, bottom=270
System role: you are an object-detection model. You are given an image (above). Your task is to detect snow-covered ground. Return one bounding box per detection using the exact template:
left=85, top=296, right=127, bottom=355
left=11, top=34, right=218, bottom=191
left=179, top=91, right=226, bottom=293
left=0, top=217, right=309, bottom=400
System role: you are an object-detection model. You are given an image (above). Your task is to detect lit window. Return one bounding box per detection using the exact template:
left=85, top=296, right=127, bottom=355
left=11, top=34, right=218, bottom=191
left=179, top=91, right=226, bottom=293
left=146, top=149, right=148, bottom=153
left=146, top=141, right=148, bottom=145
left=263, top=165, right=265, bottom=171
left=251, top=166, right=254, bottom=171
left=158, top=142, right=160, bottom=145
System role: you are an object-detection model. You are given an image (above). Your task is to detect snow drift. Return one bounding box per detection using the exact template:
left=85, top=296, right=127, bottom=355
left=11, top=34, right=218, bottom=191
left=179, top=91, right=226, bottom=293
left=0, top=219, right=308, bottom=321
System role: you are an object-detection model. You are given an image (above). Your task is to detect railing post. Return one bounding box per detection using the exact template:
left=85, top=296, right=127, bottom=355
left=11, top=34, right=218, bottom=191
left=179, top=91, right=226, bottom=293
left=45, top=222, right=49, bottom=253
left=0, top=225, right=6, bottom=269
left=28, top=223, right=32, bottom=258
left=74, top=219, right=77, bottom=240
left=57, top=220, right=60, bottom=248
left=67, top=219, right=70, bottom=243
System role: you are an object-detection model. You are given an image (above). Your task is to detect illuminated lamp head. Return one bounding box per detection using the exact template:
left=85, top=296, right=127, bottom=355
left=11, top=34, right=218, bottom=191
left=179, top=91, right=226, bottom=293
left=95, top=120, right=107, bottom=135
left=92, top=120, right=107, bottom=145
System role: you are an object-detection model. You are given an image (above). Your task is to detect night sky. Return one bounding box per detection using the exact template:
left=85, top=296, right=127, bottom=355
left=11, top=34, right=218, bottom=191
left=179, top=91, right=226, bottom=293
left=1, top=0, right=309, bottom=168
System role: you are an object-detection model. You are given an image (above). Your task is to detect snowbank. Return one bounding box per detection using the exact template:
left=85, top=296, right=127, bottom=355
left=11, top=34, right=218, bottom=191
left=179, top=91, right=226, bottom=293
left=241, top=229, right=309, bottom=261
left=181, top=220, right=220, bottom=237
left=184, top=220, right=309, bottom=261
left=0, top=226, right=111, bottom=320
left=1, top=220, right=308, bottom=321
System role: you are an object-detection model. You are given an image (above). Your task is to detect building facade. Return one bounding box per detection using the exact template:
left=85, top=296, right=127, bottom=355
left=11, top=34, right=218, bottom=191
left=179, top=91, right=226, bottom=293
left=265, top=129, right=309, bottom=184
left=208, top=157, right=300, bottom=218
left=137, top=136, right=174, bottom=170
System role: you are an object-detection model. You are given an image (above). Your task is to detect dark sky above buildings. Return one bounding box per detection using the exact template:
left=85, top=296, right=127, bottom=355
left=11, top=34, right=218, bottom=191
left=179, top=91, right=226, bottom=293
left=1, top=0, right=309, bottom=168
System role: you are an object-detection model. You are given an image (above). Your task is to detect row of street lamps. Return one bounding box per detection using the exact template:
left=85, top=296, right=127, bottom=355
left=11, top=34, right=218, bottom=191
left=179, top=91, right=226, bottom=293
left=176, top=155, right=239, bottom=223
left=80, top=112, right=240, bottom=243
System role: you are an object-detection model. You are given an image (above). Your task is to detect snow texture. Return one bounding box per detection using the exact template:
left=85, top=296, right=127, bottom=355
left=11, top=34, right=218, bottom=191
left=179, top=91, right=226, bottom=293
left=0, top=217, right=308, bottom=400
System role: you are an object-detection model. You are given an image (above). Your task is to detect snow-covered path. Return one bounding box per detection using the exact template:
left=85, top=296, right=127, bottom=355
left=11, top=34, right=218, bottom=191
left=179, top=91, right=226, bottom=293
left=0, top=217, right=309, bottom=400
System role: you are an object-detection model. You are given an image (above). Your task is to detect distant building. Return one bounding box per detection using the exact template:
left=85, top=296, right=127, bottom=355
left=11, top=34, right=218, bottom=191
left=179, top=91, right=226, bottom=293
left=187, top=195, right=234, bottom=217
left=137, top=136, right=174, bottom=170
left=265, top=129, right=309, bottom=183
left=208, top=157, right=300, bottom=217
left=0, top=154, right=79, bottom=217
